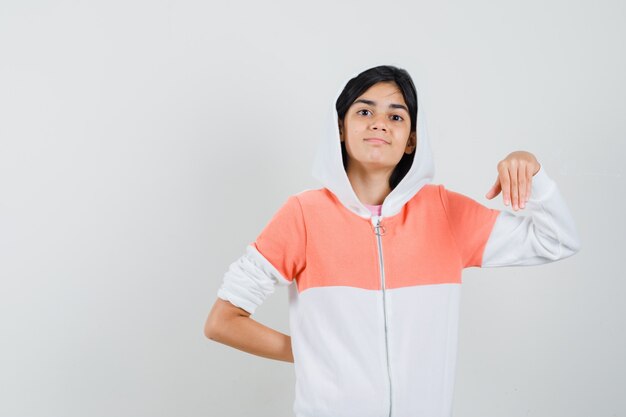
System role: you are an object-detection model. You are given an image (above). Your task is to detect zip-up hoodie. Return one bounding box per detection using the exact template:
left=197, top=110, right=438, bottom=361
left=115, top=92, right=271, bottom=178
left=216, top=74, right=581, bottom=417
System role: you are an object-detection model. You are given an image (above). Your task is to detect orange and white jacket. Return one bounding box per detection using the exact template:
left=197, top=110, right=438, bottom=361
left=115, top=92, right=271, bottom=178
left=216, top=77, right=581, bottom=417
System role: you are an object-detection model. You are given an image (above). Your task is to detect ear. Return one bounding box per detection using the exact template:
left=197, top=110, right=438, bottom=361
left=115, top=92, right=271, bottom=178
left=405, top=131, right=417, bottom=154
left=338, top=120, right=344, bottom=142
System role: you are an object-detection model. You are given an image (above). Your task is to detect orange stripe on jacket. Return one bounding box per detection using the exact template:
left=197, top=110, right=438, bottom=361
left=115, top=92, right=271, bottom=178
left=252, top=185, right=500, bottom=294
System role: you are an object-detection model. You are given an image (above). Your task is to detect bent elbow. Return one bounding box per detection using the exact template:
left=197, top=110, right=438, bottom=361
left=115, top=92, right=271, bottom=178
left=204, top=297, right=253, bottom=341
left=561, top=224, right=582, bottom=259
left=533, top=222, right=581, bottom=262
left=550, top=237, right=581, bottom=262
left=204, top=305, right=225, bottom=341
left=204, top=318, right=219, bottom=340
left=563, top=236, right=582, bottom=258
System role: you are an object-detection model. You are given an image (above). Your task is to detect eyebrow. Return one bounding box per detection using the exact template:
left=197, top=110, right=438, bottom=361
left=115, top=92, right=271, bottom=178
left=353, top=99, right=409, bottom=114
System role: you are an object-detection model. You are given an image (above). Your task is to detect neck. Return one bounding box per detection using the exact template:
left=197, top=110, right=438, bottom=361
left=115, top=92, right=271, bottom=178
left=346, top=162, right=393, bottom=206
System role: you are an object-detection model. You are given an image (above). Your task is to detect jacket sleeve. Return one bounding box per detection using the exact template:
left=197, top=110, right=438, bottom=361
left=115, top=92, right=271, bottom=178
left=480, top=165, right=581, bottom=267
left=439, top=183, right=502, bottom=268
left=440, top=165, right=581, bottom=269
left=216, top=195, right=307, bottom=315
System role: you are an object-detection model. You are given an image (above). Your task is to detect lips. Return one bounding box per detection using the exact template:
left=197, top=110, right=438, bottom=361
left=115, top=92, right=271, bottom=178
left=364, top=137, right=389, bottom=144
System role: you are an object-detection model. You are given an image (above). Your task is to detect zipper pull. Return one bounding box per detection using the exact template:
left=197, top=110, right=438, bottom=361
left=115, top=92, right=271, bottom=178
left=373, top=217, right=387, bottom=236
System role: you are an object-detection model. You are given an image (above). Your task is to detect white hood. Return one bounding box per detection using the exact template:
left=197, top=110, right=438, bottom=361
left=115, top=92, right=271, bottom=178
left=311, top=70, right=436, bottom=219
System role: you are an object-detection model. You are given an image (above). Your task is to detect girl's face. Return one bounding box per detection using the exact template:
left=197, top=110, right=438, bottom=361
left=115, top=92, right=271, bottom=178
left=339, top=81, right=416, bottom=174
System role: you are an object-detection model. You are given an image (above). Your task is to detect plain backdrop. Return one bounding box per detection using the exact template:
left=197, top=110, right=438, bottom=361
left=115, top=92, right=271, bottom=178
left=0, top=0, right=624, bottom=416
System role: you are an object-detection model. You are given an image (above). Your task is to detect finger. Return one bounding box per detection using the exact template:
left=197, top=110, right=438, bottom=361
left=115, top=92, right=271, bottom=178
left=509, top=164, right=519, bottom=210
left=485, top=177, right=501, bottom=199
left=498, top=163, right=511, bottom=206
left=518, top=163, right=527, bottom=208
left=526, top=164, right=533, bottom=204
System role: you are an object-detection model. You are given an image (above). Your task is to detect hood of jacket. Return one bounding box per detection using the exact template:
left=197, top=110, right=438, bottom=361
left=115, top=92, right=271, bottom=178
left=311, top=70, right=436, bottom=219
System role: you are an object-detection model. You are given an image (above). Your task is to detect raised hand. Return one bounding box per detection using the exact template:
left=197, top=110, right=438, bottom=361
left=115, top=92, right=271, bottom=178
left=485, top=151, right=541, bottom=211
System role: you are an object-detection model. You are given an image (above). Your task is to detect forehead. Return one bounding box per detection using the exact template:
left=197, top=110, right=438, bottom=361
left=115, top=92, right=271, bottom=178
left=358, top=82, right=405, bottom=101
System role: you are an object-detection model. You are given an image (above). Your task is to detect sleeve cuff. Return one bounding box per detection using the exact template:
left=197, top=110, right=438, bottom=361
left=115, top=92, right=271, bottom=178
left=529, top=164, right=557, bottom=201
left=217, top=290, right=256, bottom=316
left=215, top=245, right=285, bottom=317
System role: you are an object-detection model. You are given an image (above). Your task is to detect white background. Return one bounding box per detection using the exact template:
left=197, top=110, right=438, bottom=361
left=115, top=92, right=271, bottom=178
left=1, top=0, right=624, bottom=416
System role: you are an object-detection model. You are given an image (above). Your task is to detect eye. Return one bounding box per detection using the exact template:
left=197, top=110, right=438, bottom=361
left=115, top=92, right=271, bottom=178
left=357, top=109, right=404, bottom=121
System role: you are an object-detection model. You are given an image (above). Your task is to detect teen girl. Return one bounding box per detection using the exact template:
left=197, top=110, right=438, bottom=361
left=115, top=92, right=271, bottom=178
left=204, top=65, right=581, bottom=417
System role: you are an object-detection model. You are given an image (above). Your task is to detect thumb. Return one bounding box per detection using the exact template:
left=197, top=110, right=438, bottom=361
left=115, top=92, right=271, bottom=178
left=485, top=177, right=501, bottom=200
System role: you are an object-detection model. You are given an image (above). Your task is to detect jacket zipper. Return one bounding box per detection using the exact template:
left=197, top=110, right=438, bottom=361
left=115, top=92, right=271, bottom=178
left=372, top=215, right=392, bottom=417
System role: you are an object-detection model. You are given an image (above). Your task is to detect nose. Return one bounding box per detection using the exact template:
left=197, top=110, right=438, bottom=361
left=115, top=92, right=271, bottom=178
left=370, top=114, right=388, bottom=131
